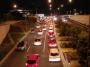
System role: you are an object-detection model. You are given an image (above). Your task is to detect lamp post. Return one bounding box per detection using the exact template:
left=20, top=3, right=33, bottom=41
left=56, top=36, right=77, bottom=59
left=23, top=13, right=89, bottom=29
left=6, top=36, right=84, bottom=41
left=57, top=7, right=60, bottom=15
left=48, top=0, right=52, bottom=15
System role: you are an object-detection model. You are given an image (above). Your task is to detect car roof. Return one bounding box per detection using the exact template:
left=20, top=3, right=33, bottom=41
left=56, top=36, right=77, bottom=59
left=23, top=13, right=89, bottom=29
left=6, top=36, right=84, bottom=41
left=28, top=54, right=37, bottom=60
left=50, top=48, right=59, bottom=53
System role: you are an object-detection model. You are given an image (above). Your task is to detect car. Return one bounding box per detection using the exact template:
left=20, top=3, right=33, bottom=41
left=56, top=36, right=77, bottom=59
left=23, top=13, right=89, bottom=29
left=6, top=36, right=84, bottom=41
left=16, top=41, right=26, bottom=51
left=43, top=24, right=47, bottom=27
left=31, top=29, right=35, bottom=33
left=49, top=48, right=60, bottom=62
left=49, top=25, right=53, bottom=29
left=25, top=54, right=39, bottom=67
left=48, top=32, right=55, bottom=37
left=48, top=37, right=55, bottom=40
left=42, top=27, right=47, bottom=30
left=34, top=38, right=42, bottom=46
left=48, top=39, right=57, bottom=47
left=62, top=17, right=67, bottom=22
left=36, top=25, right=40, bottom=28
left=49, top=26, right=53, bottom=29
left=48, top=29, right=54, bottom=33
left=37, top=30, right=43, bottom=35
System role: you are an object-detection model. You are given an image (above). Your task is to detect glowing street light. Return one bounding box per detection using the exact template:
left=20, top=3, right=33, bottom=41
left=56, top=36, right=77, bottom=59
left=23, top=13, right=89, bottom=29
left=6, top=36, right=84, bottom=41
left=49, top=7, right=52, bottom=10
left=49, top=4, right=52, bottom=8
left=48, top=0, right=52, bottom=3
left=13, top=4, right=17, bottom=8
left=61, top=4, right=64, bottom=8
left=57, top=7, right=60, bottom=10
left=69, top=0, right=72, bottom=3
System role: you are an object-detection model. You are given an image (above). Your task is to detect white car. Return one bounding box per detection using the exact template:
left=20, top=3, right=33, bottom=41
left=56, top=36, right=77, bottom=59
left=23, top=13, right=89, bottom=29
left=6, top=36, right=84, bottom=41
left=48, top=29, right=54, bottom=33
left=49, top=48, right=60, bottom=62
left=36, top=25, right=40, bottom=28
left=49, top=25, right=53, bottom=29
left=49, top=26, right=53, bottom=29
left=37, top=30, right=43, bottom=35
left=42, top=27, right=47, bottom=30
left=34, top=38, right=42, bottom=46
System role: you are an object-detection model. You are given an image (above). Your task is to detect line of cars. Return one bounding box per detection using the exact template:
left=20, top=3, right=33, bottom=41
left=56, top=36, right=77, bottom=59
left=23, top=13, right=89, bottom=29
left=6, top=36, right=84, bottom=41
left=16, top=19, right=61, bottom=67
left=25, top=21, right=48, bottom=67
left=48, top=23, right=61, bottom=62
left=15, top=19, right=47, bottom=67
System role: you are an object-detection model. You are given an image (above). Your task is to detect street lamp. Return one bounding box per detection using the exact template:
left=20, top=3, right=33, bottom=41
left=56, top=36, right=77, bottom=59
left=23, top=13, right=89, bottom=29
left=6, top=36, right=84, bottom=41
left=69, top=0, right=72, bottom=3
left=13, top=4, right=17, bottom=9
left=57, top=7, right=60, bottom=14
left=61, top=4, right=64, bottom=8
left=50, top=7, right=52, bottom=10
left=48, top=0, right=52, bottom=3
left=49, top=4, right=52, bottom=8
left=57, top=7, right=60, bottom=11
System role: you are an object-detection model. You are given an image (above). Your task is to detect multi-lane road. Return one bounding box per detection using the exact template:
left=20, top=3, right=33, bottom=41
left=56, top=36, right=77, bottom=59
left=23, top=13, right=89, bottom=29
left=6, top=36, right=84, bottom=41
left=1, top=19, right=63, bottom=67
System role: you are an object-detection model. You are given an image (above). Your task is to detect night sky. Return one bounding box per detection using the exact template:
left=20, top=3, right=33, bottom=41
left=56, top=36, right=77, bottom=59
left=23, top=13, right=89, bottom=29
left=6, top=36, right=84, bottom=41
left=0, top=0, right=89, bottom=14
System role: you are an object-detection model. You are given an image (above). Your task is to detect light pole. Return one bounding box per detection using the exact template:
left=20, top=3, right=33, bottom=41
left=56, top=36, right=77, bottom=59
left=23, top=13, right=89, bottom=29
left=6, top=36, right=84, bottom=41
left=60, top=4, right=64, bottom=15
left=57, top=7, right=60, bottom=15
left=48, top=0, right=52, bottom=15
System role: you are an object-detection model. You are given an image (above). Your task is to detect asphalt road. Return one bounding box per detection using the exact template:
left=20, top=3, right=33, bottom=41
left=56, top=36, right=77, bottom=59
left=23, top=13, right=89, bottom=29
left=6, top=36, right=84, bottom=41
left=1, top=22, right=63, bottom=67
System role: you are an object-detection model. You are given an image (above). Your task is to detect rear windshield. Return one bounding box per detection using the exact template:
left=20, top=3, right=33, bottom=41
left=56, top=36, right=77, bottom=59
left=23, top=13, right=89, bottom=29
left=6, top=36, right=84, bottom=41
left=35, top=39, right=41, bottom=41
left=27, top=60, right=36, bottom=64
left=51, top=53, right=59, bottom=56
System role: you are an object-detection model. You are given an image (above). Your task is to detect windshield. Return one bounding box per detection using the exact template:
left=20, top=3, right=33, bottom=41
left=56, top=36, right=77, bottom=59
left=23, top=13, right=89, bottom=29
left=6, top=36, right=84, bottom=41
left=27, top=60, right=36, bottom=64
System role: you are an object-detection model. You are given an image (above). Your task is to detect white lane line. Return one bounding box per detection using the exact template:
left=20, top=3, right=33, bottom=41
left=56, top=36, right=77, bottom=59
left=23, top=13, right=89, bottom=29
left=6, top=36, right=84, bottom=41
left=26, top=37, right=31, bottom=53
left=27, top=45, right=30, bottom=53
left=43, top=31, right=47, bottom=52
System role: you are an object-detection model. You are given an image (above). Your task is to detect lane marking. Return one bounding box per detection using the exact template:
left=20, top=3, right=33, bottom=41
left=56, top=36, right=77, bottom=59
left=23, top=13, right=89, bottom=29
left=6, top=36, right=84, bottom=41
left=43, top=29, right=47, bottom=53
left=27, top=45, right=30, bottom=53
